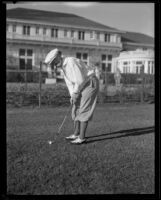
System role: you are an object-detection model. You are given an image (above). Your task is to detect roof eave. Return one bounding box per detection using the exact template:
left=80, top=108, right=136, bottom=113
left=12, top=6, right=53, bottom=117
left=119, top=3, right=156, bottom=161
left=7, top=17, right=125, bottom=34
left=123, top=41, right=154, bottom=47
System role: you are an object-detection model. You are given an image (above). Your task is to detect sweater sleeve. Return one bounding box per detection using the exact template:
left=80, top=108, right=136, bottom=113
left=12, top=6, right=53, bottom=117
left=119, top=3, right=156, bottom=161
left=67, top=58, right=87, bottom=94
left=63, top=75, right=74, bottom=97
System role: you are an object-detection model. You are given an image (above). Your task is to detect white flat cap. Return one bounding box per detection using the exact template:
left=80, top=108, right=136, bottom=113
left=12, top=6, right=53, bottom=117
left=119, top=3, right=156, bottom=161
left=44, top=48, right=59, bottom=64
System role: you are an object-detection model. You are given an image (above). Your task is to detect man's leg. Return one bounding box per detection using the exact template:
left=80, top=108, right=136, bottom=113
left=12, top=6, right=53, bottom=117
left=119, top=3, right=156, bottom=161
left=74, top=120, right=80, bottom=136
left=79, top=121, right=88, bottom=140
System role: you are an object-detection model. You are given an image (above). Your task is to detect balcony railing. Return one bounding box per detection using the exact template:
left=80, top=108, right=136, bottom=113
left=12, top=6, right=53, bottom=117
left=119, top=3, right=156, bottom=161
left=7, top=32, right=122, bottom=48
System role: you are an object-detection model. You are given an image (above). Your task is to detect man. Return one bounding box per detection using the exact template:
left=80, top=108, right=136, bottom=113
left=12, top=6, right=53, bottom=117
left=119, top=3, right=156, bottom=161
left=44, top=49, right=99, bottom=144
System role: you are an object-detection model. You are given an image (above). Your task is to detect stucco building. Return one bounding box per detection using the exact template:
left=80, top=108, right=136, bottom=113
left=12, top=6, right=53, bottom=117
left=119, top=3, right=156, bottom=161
left=6, top=8, right=154, bottom=76
left=112, top=49, right=154, bottom=74
left=7, top=8, right=123, bottom=74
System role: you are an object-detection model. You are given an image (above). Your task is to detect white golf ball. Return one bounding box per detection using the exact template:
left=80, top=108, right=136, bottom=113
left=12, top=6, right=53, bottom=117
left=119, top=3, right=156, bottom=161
left=48, top=141, right=52, bottom=145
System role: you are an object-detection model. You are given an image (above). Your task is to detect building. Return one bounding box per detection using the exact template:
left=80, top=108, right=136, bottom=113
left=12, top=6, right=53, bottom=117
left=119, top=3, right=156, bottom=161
left=112, top=49, right=154, bottom=74
left=111, top=32, right=154, bottom=74
left=6, top=7, right=123, bottom=75
left=121, top=31, right=154, bottom=51
left=6, top=8, right=154, bottom=77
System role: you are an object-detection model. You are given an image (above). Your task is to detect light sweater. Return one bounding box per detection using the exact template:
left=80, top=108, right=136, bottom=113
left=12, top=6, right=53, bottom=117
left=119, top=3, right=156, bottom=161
left=62, top=57, right=95, bottom=96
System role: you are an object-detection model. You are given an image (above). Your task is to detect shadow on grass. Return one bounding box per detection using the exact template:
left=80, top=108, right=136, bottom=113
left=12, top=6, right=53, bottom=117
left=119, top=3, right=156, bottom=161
left=85, top=126, right=154, bottom=144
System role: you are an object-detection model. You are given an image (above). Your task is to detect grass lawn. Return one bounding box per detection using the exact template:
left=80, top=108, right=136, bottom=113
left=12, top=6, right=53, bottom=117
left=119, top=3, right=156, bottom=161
left=7, top=103, right=155, bottom=194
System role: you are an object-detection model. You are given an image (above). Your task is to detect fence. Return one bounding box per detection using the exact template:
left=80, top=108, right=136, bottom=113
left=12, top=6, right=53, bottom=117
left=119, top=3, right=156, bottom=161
left=6, top=63, right=154, bottom=108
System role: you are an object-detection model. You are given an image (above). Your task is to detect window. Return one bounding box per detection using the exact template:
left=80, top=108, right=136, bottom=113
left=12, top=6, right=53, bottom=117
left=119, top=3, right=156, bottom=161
left=123, top=67, right=129, bottom=73
left=43, top=28, right=46, bottom=35
left=36, top=27, right=39, bottom=34
left=76, top=53, right=81, bottom=59
left=148, top=61, right=152, bottom=74
left=26, top=59, right=32, bottom=70
left=27, top=49, right=32, bottom=56
left=102, top=63, right=106, bottom=72
left=76, top=52, right=88, bottom=64
left=104, top=34, right=107, bottom=42
left=51, top=28, right=58, bottom=38
left=102, top=55, right=106, bottom=61
left=83, top=53, right=88, bottom=60
left=19, top=49, right=25, bottom=56
left=101, top=54, right=113, bottom=72
left=104, top=34, right=110, bottom=42
left=111, top=35, right=117, bottom=43
left=96, top=32, right=100, bottom=40
left=125, top=67, right=129, bottom=73
left=107, top=63, right=111, bottom=72
left=23, top=25, right=30, bottom=35
left=136, top=61, right=142, bottom=65
left=136, top=66, right=139, bottom=74
left=64, top=30, right=67, bottom=37
left=13, top=25, right=16, bottom=32
left=23, top=26, right=26, bottom=35
left=19, top=59, right=25, bottom=70
left=71, top=30, right=74, bottom=37
left=27, top=26, right=30, bottom=35
left=90, top=31, right=93, bottom=39
left=78, top=31, right=85, bottom=40
left=19, top=49, right=33, bottom=70
left=108, top=55, right=112, bottom=61
left=117, top=36, right=121, bottom=43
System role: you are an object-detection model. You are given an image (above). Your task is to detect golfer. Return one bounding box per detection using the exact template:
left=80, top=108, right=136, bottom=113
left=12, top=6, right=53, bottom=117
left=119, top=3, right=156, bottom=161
left=44, top=49, right=99, bottom=144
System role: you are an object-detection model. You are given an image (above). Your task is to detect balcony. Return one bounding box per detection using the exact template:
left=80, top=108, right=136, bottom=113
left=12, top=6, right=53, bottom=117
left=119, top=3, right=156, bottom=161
left=7, top=32, right=122, bottom=48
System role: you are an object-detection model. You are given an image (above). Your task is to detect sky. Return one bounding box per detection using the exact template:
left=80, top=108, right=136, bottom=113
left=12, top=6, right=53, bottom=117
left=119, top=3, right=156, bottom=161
left=6, top=2, right=154, bottom=37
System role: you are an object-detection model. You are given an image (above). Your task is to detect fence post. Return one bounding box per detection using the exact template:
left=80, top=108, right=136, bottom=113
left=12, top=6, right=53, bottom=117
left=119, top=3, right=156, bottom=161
left=25, top=64, right=27, bottom=91
left=140, top=72, right=144, bottom=103
left=39, top=61, right=42, bottom=108
left=119, top=85, right=123, bottom=104
left=105, top=68, right=108, bottom=96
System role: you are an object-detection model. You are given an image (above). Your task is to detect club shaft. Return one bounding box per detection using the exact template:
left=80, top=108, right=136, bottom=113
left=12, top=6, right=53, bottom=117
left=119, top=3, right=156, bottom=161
left=48, top=105, right=72, bottom=144
left=58, top=105, right=72, bottom=133
left=58, top=115, right=67, bottom=133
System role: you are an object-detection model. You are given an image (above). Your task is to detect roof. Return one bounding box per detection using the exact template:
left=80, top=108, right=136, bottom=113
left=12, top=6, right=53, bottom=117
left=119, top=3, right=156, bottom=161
left=7, top=8, right=121, bottom=32
left=121, top=31, right=154, bottom=45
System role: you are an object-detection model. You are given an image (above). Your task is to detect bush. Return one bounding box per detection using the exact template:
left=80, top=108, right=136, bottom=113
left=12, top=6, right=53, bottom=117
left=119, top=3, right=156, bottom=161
left=121, top=74, right=154, bottom=85
left=101, top=73, right=115, bottom=84
left=7, top=72, right=24, bottom=82
left=6, top=83, right=70, bottom=107
left=6, top=71, right=48, bottom=83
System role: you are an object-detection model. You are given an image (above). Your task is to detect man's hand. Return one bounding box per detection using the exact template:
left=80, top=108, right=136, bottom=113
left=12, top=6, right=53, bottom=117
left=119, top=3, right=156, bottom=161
left=71, top=92, right=80, bottom=104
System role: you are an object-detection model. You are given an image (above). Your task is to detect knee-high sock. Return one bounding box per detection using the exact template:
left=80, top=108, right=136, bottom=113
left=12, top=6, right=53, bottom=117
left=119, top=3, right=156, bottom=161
left=74, top=120, right=80, bottom=136
left=79, top=121, right=88, bottom=139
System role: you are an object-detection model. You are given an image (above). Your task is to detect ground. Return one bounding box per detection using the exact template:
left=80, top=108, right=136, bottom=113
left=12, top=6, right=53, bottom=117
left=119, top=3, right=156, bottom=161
left=7, top=103, right=154, bottom=194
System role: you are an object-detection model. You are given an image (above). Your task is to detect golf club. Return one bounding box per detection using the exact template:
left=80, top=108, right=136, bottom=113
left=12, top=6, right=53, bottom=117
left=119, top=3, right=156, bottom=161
left=48, top=105, right=72, bottom=145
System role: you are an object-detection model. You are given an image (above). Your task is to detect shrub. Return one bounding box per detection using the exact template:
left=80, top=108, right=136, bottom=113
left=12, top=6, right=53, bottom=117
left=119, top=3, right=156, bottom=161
left=6, top=83, right=70, bottom=107
left=6, top=71, right=48, bottom=83
left=100, top=72, right=154, bottom=85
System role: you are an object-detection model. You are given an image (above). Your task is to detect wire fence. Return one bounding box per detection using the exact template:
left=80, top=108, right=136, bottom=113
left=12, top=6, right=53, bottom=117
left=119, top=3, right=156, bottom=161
left=6, top=63, right=154, bottom=108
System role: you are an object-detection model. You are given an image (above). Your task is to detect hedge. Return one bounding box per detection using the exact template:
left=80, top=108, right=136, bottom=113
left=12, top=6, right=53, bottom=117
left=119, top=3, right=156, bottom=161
left=101, top=73, right=154, bottom=85
left=7, top=84, right=70, bottom=107
left=6, top=71, right=48, bottom=83
left=7, top=83, right=154, bottom=108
